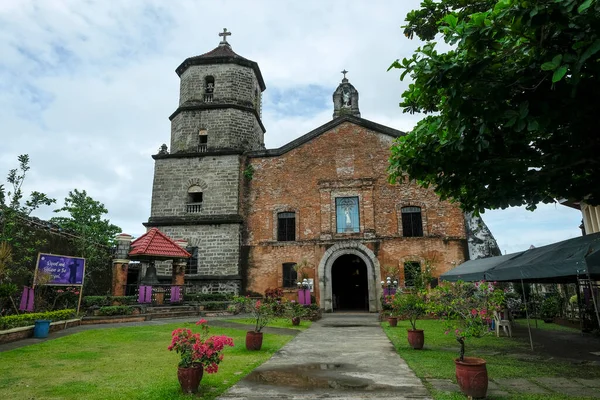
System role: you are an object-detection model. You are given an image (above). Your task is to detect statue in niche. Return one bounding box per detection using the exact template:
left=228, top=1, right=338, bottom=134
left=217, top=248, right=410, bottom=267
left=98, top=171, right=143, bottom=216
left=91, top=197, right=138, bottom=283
left=342, top=87, right=351, bottom=107
left=344, top=207, right=352, bottom=226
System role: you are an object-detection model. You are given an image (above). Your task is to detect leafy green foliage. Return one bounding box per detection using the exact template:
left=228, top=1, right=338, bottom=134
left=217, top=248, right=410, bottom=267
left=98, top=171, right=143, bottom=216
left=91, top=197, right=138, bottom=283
left=428, top=281, right=505, bottom=360
left=183, top=292, right=234, bottom=302
left=390, top=0, right=600, bottom=212
left=392, top=291, right=427, bottom=330
left=96, top=306, right=133, bottom=316
left=82, top=295, right=136, bottom=307
left=0, top=309, right=75, bottom=330
left=0, top=155, right=56, bottom=284
left=51, top=189, right=121, bottom=293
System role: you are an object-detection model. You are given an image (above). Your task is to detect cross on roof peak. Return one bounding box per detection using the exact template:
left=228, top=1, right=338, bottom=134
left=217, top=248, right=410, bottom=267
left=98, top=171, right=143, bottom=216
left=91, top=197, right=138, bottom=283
left=341, top=69, right=349, bottom=82
left=219, top=28, right=231, bottom=45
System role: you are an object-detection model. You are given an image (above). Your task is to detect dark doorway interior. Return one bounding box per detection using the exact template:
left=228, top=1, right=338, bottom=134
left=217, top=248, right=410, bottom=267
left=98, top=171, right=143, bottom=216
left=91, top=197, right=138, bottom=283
left=332, top=254, right=368, bottom=311
left=125, top=268, right=139, bottom=296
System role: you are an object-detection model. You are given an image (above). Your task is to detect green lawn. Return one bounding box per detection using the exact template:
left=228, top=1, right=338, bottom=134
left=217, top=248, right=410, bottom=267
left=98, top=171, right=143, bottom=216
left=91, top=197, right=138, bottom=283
left=0, top=323, right=294, bottom=400
left=225, top=317, right=312, bottom=330
left=512, top=318, right=580, bottom=332
left=383, top=319, right=600, bottom=400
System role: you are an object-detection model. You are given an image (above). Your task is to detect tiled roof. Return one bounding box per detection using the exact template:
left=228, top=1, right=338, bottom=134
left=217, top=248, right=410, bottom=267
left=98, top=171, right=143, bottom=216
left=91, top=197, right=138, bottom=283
left=175, top=44, right=266, bottom=90
left=129, top=228, right=191, bottom=259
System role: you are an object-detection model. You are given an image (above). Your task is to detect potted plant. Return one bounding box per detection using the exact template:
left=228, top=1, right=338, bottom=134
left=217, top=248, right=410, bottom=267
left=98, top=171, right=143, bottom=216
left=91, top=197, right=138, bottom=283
left=168, top=319, right=234, bottom=393
left=233, top=295, right=272, bottom=350
left=392, top=289, right=427, bottom=349
left=428, top=280, right=505, bottom=399
left=286, top=299, right=306, bottom=326
left=384, top=295, right=399, bottom=327
left=541, top=295, right=560, bottom=323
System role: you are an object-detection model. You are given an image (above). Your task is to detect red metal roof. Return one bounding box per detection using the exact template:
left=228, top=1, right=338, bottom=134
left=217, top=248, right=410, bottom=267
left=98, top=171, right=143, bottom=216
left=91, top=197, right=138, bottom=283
left=129, top=228, right=191, bottom=259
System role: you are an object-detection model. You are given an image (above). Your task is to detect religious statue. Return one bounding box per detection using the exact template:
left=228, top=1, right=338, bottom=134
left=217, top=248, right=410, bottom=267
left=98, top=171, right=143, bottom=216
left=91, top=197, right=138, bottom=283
left=342, top=88, right=351, bottom=107
left=344, top=207, right=352, bottom=226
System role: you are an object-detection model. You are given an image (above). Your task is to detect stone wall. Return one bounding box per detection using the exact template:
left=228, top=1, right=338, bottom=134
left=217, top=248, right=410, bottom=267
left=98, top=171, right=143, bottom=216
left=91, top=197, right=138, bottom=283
left=150, top=155, right=241, bottom=217
left=170, top=108, right=263, bottom=153
left=156, top=224, right=241, bottom=277
left=243, top=121, right=468, bottom=299
left=179, top=64, right=262, bottom=110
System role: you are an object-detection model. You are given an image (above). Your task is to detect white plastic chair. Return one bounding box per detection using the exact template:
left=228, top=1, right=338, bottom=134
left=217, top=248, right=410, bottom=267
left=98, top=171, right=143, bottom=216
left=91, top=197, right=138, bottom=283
left=493, top=311, right=512, bottom=337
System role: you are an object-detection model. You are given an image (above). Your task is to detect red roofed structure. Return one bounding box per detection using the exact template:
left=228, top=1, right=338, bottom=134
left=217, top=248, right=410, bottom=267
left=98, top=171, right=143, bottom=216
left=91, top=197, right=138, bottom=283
left=129, top=228, right=191, bottom=259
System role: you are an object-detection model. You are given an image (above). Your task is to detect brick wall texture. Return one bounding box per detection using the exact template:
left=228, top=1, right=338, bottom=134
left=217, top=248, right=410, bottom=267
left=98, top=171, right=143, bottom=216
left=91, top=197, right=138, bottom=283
left=243, top=121, right=468, bottom=303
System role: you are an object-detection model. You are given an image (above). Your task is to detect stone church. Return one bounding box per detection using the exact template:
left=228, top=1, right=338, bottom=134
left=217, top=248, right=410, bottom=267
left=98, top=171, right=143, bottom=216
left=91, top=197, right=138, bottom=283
left=139, top=30, right=496, bottom=312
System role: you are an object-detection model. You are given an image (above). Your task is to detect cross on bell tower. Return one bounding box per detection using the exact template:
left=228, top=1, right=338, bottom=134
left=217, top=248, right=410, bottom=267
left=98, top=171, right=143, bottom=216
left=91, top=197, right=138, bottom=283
left=219, top=28, right=231, bottom=46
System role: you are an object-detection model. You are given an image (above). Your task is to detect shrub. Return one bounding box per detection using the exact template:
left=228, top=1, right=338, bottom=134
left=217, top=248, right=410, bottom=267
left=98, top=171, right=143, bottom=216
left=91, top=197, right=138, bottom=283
left=183, top=293, right=234, bottom=302
left=0, top=309, right=76, bottom=330
left=110, top=296, right=136, bottom=305
left=97, top=306, right=133, bottom=316
left=202, top=301, right=229, bottom=311
left=264, top=287, right=284, bottom=301
left=83, top=296, right=110, bottom=307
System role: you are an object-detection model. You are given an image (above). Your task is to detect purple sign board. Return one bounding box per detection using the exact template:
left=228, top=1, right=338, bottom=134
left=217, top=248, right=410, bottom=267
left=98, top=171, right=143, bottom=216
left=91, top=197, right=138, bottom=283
left=36, top=253, right=86, bottom=286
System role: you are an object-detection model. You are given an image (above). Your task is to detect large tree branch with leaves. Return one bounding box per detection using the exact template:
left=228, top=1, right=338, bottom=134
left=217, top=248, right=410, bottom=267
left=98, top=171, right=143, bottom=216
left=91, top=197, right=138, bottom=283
left=389, top=0, right=600, bottom=212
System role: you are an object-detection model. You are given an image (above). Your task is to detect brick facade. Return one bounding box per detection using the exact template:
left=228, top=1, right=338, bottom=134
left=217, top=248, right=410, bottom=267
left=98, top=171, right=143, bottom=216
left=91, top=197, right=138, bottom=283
left=243, top=121, right=467, bottom=311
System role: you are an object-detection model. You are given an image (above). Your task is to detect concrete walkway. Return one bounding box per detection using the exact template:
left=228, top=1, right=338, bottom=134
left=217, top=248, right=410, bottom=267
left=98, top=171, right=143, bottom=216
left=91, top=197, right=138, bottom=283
left=218, top=313, right=432, bottom=399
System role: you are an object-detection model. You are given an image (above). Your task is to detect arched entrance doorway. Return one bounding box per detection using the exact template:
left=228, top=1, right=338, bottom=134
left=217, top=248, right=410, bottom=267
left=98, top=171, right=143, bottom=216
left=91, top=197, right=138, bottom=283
left=332, top=254, right=368, bottom=311
left=318, top=242, right=382, bottom=313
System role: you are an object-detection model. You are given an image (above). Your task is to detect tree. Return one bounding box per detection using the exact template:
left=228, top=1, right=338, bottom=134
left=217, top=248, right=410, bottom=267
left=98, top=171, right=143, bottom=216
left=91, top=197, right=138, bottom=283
left=388, top=0, right=600, bottom=212
left=0, top=155, right=56, bottom=282
left=51, top=189, right=121, bottom=293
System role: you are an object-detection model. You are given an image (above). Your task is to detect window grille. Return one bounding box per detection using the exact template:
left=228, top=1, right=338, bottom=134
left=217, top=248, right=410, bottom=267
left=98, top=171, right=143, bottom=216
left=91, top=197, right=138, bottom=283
left=282, top=263, right=297, bottom=288
left=404, top=261, right=421, bottom=287
left=277, top=212, right=296, bottom=241
left=186, top=247, right=199, bottom=274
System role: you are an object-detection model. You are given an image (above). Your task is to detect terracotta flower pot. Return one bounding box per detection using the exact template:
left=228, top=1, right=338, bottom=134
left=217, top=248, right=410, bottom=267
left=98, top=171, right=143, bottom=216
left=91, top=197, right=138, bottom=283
left=292, top=317, right=301, bottom=326
left=407, top=329, right=424, bottom=349
left=246, top=330, right=263, bottom=350
left=177, top=364, right=203, bottom=394
left=454, top=357, right=488, bottom=399
left=388, top=317, right=398, bottom=327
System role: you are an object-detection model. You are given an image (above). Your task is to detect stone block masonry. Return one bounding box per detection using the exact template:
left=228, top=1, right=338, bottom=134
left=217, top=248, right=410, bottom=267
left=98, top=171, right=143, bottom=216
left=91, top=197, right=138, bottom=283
left=157, top=224, right=241, bottom=277
left=150, top=155, right=241, bottom=218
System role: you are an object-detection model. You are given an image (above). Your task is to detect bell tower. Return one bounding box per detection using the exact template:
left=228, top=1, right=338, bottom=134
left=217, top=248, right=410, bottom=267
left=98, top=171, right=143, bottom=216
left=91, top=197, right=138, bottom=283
left=146, top=29, right=267, bottom=294
left=169, top=28, right=266, bottom=153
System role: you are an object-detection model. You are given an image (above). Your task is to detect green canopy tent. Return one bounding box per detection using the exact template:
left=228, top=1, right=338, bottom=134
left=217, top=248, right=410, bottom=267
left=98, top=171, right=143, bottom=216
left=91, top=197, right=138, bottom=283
left=440, top=252, right=524, bottom=282
left=485, top=232, right=600, bottom=283
left=440, top=232, right=600, bottom=341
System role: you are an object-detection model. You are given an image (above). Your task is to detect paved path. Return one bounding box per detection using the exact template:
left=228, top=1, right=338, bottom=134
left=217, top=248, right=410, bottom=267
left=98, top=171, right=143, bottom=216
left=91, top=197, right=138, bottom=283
left=218, top=313, right=431, bottom=399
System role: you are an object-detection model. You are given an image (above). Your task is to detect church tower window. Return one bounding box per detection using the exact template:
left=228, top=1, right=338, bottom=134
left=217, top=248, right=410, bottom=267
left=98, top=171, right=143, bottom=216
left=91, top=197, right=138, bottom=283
left=198, top=128, right=208, bottom=153
left=277, top=212, right=296, bottom=241
left=401, top=206, right=423, bottom=237
left=185, top=247, right=199, bottom=274
left=204, top=76, right=214, bottom=102
left=186, top=185, right=203, bottom=213
left=282, top=262, right=297, bottom=288
left=336, top=197, right=360, bottom=233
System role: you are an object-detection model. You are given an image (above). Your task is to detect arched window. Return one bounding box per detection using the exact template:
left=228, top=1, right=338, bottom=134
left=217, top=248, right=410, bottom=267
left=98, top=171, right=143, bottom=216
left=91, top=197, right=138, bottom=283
left=204, top=76, right=214, bottom=102
left=186, top=185, right=203, bottom=213
left=401, top=206, right=423, bottom=237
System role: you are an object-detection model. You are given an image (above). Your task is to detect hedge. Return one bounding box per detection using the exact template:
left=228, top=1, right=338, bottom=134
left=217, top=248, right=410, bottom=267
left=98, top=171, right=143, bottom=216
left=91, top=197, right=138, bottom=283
left=97, top=306, right=134, bottom=316
left=183, top=293, right=234, bottom=302
left=0, top=309, right=76, bottom=330
left=83, top=296, right=136, bottom=307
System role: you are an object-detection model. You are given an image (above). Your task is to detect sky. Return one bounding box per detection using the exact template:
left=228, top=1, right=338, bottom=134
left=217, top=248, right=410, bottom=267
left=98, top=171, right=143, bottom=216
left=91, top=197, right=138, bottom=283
left=0, top=0, right=583, bottom=255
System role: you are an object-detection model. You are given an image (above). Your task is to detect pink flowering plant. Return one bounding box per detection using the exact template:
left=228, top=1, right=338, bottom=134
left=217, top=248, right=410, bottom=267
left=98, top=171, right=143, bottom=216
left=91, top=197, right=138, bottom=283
left=391, top=289, right=427, bottom=330
left=233, top=295, right=273, bottom=332
left=428, top=280, right=505, bottom=361
left=168, top=319, right=234, bottom=372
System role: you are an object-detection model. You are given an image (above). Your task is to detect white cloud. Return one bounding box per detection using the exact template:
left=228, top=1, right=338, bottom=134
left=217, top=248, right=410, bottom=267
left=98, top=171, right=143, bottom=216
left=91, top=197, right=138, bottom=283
left=0, top=0, right=584, bottom=251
